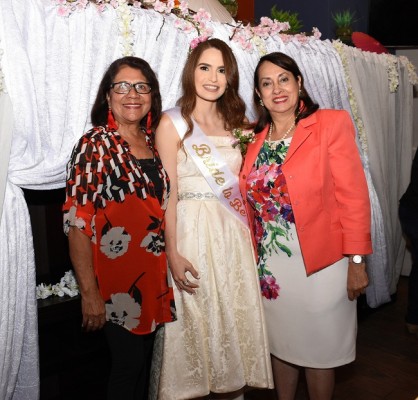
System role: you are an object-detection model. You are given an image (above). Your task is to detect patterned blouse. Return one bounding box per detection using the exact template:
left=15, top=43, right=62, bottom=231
left=63, top=126, right=176, bottom=335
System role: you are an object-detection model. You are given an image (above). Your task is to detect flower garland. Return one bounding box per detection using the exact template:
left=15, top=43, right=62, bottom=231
left=333, top=40, right=368, bottom=153
left=386, top=53, right=399, bottom=93
left=54, top=0, right=135, bottom=56
left=398, top=55, right=418, bottom=86
left=36, top=270, right=79, bottom=300
left=116, top=0, right=135, bottom=56
left=52, top=0, right=322, bottom=55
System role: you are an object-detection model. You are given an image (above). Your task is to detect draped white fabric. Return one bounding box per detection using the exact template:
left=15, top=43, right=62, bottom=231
left=0, top=1, right=414, bottom=397
left=344, top=47, right=414, bottom=295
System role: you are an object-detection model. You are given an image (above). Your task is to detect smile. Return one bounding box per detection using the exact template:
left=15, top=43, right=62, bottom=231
left=203, top=85, right=219, bottom=91
left=272, top=96, right=288, bottom=104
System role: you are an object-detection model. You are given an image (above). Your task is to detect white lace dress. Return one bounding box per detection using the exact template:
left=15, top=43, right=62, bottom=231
left=158, top=136, right=273, bottom=399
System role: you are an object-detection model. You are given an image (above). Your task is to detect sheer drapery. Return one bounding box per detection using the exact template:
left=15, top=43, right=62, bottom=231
left=344, top=47, right=414, bottom=294
left=0, top=1, right=414, bottom=397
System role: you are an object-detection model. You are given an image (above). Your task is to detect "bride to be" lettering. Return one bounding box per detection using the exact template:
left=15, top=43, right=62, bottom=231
left=192, top=144, right=225, bottom=186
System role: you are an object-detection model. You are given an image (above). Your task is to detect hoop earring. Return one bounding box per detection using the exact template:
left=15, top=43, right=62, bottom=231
left=259, top=99, right=265, bottom=107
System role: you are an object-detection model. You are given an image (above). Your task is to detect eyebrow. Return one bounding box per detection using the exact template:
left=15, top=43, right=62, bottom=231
left=260, top=72, right=289, bottom=80
left=198, top=62, right=225, bottom=68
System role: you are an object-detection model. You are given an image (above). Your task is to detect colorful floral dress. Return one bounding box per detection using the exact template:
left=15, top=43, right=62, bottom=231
left=63, top=126, right=176, bottom=335
left=247, top=137, right=357, bottom=368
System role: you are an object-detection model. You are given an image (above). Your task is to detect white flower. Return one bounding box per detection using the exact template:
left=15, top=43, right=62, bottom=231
left=36, top=270, right=79, bottom=300
left=36, top=283, right=54, bottom=300
left=63, top=205, right=86, bottom=235
left=106, top=292, right=141, bottom=329
left=140, top=232, right=164, bottom=256
left=100, top=226, right=131, bottom=259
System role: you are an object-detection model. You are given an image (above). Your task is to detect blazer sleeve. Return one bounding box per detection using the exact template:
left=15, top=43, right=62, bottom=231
left=326, top=110, right=372, bottom=255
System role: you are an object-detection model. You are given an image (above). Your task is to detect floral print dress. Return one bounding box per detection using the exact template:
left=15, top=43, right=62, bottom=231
left=247, top=139, right=294, bottom=300
left=247, top=137, right=357, bottom=368
left=63, top=126, right=176, bottom=335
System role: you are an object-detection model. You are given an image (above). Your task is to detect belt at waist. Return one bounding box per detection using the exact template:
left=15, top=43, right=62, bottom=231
left=178, top=192, right=217, bottom=201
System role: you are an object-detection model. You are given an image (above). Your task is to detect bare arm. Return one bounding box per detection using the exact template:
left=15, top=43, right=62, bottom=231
left=156, top=113, right=199, bottom=294
left=68, top=226, right=106, bottom=331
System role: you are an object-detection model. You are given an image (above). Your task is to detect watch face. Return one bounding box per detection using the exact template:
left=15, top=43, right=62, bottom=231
left=352, top=255, right=363, bottom=264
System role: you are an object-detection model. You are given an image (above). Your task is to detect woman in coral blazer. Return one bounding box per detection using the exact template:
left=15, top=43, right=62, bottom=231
left=239, top=52, right=372, bottom=400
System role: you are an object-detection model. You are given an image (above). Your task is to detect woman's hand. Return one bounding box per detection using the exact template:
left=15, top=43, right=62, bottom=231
left=156, top=115, right=199, bottom=295
left=81, top=289, right=107, bottom=332
left=347, top=261, right=369, bottom=301
left=68, top=226, right=107, bottom=332
left=168, top=252, right=200, bottom=295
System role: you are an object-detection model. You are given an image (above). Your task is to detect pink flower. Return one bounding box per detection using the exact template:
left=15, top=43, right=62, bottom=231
left=190, top=35, right=209, bottom=50
left=260, top=275, right=280, bottom=300
left=259, top=17, right=274, bottom=27
left=193, top=8, right=211, bottom=23
left=312, top=27, right=322, bottom=39
left=280, top=34, right=292, bottom=44
left=295, top=34, right=309, bottom=44
left=57, top=6, right=70, bottom=17
left=153, top=0, right=167, bottom=12
left=179, top=0, right=188, bottom=15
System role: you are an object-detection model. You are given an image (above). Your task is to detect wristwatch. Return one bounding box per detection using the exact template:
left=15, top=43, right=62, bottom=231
left=349, top=255, right=366, bottom=264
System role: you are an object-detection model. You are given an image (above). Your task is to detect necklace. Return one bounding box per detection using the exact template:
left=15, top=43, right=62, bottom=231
left=267, top=120, right=296, bottom=148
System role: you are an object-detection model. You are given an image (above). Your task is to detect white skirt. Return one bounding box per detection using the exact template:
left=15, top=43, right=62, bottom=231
left=263, top=225, right=357, bottom=368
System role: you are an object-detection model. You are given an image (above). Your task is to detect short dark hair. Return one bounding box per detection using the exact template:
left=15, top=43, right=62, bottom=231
left=253, top=52, right=319, bottom=133
left=91, top=56, right=162, bottom=132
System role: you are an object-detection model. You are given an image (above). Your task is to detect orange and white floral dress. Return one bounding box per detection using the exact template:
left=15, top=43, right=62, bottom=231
left=63, top=126, right=176, bottom=335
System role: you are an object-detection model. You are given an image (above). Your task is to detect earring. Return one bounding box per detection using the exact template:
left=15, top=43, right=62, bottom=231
left=259, top=99, right=265, bottom=107
left=146, top=111, right=152, bottom=135
left=299, top=89, right=302, bottom=96
left=107, top=107, right=118, bottom=130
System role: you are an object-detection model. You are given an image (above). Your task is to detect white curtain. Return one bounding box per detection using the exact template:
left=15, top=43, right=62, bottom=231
left=344, top=47, right=414, bottom=294
left=0, top=1, right=414, bottom=397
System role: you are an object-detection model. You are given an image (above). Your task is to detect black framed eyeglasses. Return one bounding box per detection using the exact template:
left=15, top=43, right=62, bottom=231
left=110, top=81, right=152, bottom=94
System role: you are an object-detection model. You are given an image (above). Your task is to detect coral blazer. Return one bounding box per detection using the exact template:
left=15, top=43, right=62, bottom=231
left=239, top=109, right=372, bottom=275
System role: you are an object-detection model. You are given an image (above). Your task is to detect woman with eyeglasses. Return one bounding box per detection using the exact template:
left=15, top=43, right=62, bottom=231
left=63, top=56, right=176, bottom=400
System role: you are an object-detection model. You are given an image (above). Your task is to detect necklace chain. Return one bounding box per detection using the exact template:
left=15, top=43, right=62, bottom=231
left=267, top=120, right=296, bottom=147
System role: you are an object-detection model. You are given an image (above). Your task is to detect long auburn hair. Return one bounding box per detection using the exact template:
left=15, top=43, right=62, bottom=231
left=91, top=56, right=162, bottom=133
left=253, top=52, right=319, bottom=134
left=178, top=38, right=250, bottom=139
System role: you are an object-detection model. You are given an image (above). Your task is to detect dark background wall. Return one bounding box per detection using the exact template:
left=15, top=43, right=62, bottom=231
left=253, top=0, right=418, bottom=46
left=254, top=0, right=369, bottom=41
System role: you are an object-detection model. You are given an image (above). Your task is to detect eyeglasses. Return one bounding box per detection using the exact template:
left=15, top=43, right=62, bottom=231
left=110, top=81, right=152, bottom=94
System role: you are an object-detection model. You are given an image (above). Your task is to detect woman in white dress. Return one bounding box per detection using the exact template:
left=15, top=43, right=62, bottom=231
left=239, top=52, right=372, bottom=400
left=155, top=39, right=273, bottom=399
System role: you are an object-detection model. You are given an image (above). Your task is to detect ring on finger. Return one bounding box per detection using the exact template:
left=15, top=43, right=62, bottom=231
left=183, top=279, right=189, bottom=286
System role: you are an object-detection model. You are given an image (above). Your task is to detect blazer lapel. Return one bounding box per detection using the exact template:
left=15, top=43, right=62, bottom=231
left=283, top=112, right=317, bottom=165
left=243, top=125, right=269, bottom=175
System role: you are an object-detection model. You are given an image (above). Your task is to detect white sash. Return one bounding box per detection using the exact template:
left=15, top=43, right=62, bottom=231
left=165, top=107, right=248, bottom=228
